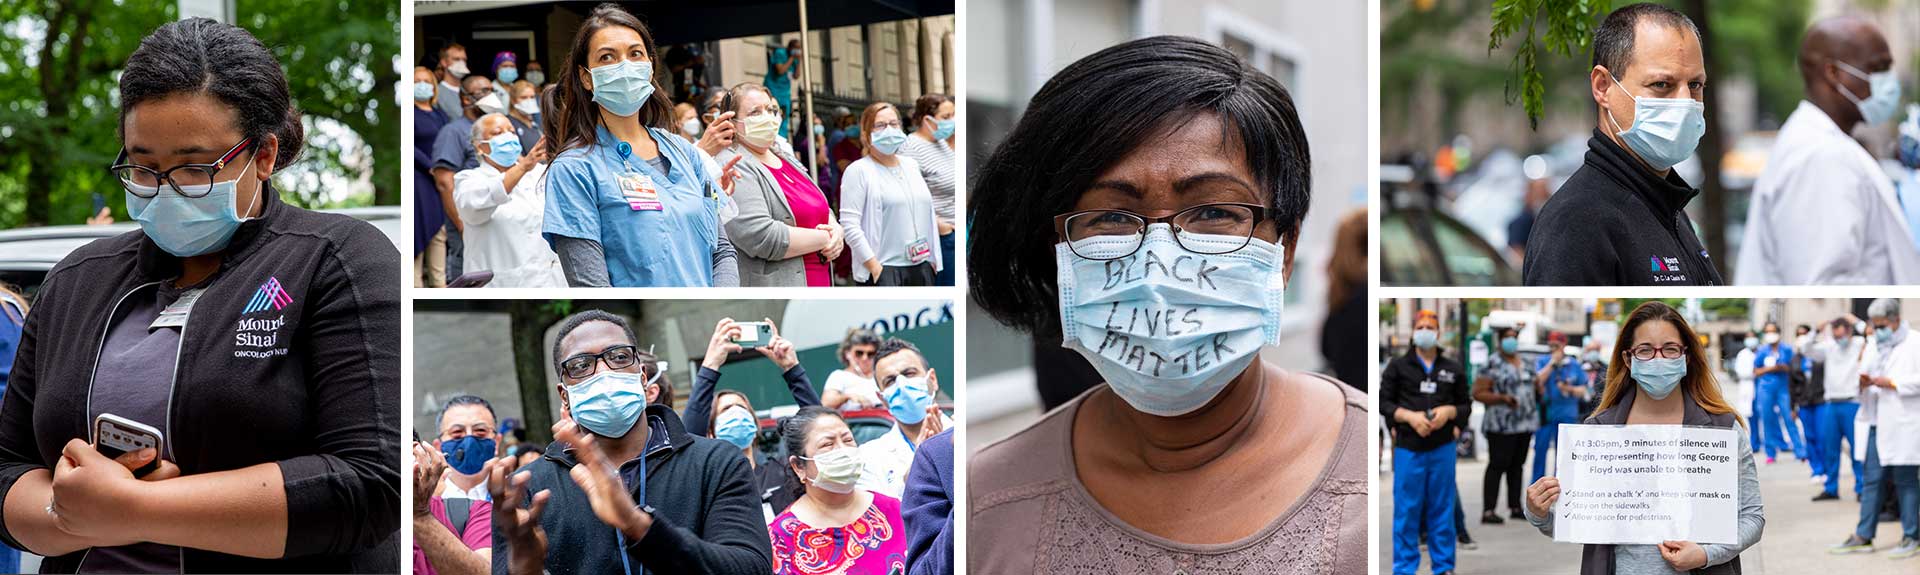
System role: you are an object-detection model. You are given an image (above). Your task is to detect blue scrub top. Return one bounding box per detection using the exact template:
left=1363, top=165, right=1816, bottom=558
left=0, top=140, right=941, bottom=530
left=1753, top=343, right=1794, bottom=389
left=543, top=125, right=721, bottom=287
left=1534, top=355, right=1586, bottom=421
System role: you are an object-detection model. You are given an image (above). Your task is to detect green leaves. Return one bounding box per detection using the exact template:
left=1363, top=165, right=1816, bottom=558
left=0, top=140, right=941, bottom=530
left=1488, top=0, right=1611, bottom=130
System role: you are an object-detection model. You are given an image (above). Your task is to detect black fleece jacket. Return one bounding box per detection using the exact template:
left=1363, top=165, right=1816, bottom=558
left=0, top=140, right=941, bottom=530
left=1379, top=348, right=1472, bottom=453
left=493, top=404, right=772, bottom=575
left=1523, top=129, right=1722, bottom=286
left=0, top=185, right=401, bottom=572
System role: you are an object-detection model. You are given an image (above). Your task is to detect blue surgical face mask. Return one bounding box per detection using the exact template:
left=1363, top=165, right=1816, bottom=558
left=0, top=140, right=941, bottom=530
left=1744, top=337, right=1758, bottom=349
left=713, top=406, right=757, bottom=449
left=1834, top=60, right=1902, bottom=126
left=845, top=125, right=860, bottom=139
left=1413, top=329, right=1438, bottom=350
left=125, top=153, right=259, bottom=257
left=884, top=374, right=935, bottom=424
left=525, top=70, right=546, bottom=86
left=439, top=436, right=495, bottom=476
left=497, top=67, right=519, bottom=84
left=485, top=132, right=523, bottom=168
left=1875, top=327, right=1894, bottom=344
left=1631, top=356, right=1687, bottom=400
left=1500, top=337, right=1519, bottom=355
left=812, top=123, right=826, bottom=136
left=1603, top=70, right=1706, bottom=171
left=1056, top=224, right=1285, bottom=417
left=869, top=126, right=907, bottom=155
left=932, top=118, right=956, bottom=140
left=413, top=81, right=436, bottom=101
left=588, top=59, right=656, bottom=117
left=565, top=369, right=655, bottom=438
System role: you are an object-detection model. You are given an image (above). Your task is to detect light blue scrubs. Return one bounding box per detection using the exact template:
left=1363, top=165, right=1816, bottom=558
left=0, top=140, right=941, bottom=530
left=543, top=125, right=721, bottom=287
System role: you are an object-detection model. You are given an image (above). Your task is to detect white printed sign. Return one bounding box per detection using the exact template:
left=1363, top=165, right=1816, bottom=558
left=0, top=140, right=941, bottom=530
left=1552, top=424, right=1738, bottom=545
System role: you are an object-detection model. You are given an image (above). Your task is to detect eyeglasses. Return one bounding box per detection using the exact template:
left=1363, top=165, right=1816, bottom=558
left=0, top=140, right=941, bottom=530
left=1629, top=344, right=1687, bottom=361
left=560, top=345, right=641, bottom=379
left=109, top=139, right=255, bottom=199
left=849, top=349, right=874, bottom=358
left=870, top=120, right=902, bottom=131
left=1054, top=202, right=1270, bottom=261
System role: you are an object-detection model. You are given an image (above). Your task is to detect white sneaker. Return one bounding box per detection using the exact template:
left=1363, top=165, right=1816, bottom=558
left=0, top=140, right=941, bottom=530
left=1812, top=475, right=1828, bottom=484
left=1890, top=538, right=1919, bottom=559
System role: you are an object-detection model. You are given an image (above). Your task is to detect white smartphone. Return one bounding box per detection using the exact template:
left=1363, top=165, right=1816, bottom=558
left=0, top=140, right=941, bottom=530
left=732, top=322, right=773, bottom=349
left=94, top=413, right=163, bottom=478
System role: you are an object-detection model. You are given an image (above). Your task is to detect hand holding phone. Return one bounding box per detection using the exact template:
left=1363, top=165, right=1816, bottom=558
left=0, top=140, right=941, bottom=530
left=93, top=413, right=163, bottom=478
left=731, top=321, right=773, bottom=349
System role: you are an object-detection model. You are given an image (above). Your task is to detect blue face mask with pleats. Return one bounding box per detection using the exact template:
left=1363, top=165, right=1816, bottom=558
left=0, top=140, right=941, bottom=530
left=588, top=59, right=655, bottom=117
left=713, top=406, right=757, bottom=449
left=1631, top=357, right=1687, bottom=400
left=125, top=153, right=259, bottom=257
left=1603, top=69, right=1705, bottom=171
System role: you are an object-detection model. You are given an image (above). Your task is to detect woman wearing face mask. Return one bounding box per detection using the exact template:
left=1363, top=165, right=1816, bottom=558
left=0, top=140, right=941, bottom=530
left=769, top=406, right=908, bottom=574
left=414, top=64, right=452, bottom=287
left=840, top=102, right=941, bottom=286
left=899, top=93, right=957, bottom=286
left=717, top=83, right=844, bottom=287
left=674, top=102, right=702, bottom=142
left=540, top=3, right=742, bottom=287
left=683, top=318, right=825, bottom=523
left=967, top=36, right=1365, bottom=573
left=1473, top=326, right=1538, bottom=525
left=0, top=18, right=400, bottom=573
left=1524, top=301, right=1763, bottom=573
left=508, top=81, right=543, bottom=149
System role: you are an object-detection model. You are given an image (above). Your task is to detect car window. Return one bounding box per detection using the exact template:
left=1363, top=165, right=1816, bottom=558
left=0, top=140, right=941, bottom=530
left=1381, top=214, right=1445, bottom=285
left=1431, top=216, right=1517, bottom=286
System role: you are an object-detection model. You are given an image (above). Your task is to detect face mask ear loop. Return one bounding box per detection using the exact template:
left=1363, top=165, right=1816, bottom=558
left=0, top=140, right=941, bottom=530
left=1600, top=67, right=1636, bottom=134
left=236, top=152, right=262, bottom=222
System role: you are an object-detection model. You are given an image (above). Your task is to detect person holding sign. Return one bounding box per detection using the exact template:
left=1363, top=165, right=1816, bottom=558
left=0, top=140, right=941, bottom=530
left=1523, top=301, right=1763, bottom=574
left=1382, top=309, right=1472, bottom=575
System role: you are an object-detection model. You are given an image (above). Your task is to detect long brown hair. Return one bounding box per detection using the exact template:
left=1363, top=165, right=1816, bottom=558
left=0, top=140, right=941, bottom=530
left=1594, top=301, right=1742, bottom=424
left=548, top=3, right=675, bottom=155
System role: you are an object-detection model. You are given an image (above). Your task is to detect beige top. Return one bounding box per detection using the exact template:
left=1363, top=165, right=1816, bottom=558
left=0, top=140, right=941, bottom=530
left=968, top=373, right=1369, bottom=574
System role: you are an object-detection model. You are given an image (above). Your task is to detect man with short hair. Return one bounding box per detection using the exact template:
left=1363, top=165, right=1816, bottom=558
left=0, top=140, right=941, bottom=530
left=433, top=74, right=494, bottom=282
left=1531, top=331, right=1588, bottom=484
left=413, top=395, right=498, bottom=575
left=490, top=310, right=769, bottom=575
left=1738, top=16, right=1919, bottom=285
left=454, top=113, right=562, bottom=288
left=1830, top=299, right=1920, bottom=557
left=1805, top=315, right=1869, bottom=501
left=856, top=338, right=952, bottom=499
left=436, top=43, right=471, bottom=121
left=1524, top=3, right=1721, bottom=286
left=1754, top=321, right=1806, bottom=463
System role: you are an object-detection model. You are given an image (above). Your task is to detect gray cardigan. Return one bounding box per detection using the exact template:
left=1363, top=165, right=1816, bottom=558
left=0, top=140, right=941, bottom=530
left=717, top=144, right=821, bottom=287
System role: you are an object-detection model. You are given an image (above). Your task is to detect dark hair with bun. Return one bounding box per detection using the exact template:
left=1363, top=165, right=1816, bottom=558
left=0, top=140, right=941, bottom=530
left=119, top=17, right=304, bottom=169
left=779, top=405, right=843, bottom=496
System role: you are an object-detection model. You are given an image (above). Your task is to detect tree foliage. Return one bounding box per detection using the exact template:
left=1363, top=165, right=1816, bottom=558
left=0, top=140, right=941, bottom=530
left=1488, top=0, right=1612, bottom=130
left=0, top=0, right=399, bottom=229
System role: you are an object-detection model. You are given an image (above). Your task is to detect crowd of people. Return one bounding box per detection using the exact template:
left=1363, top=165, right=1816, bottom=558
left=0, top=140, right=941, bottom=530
left=411, top=313, right=955, bottom=575
left=411, top=3, right=957, bottom=288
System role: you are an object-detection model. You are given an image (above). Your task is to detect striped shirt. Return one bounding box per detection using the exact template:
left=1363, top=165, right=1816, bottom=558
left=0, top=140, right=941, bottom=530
left=899, top=135, right=956, bottom=222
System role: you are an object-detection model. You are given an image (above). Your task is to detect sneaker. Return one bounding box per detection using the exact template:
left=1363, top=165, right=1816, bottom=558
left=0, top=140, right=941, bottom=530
left=1813, top=492, right=1840, bottom=502
left=1766, top=457, right=1777, bottom=464
left=1892, top=538, right=1920, bottom=559
left=1830, top=534, right=1875, bottom=554
left=1458, top=531, right=1477, bottom=550
left=1481, top=510, right=1505, bottom=525
left=1812, top=474, right=1829, bottom=484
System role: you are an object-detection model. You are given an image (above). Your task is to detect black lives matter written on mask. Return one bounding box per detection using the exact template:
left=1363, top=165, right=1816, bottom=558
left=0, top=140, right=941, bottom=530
left=1087, top=250, right=1237, bottom=378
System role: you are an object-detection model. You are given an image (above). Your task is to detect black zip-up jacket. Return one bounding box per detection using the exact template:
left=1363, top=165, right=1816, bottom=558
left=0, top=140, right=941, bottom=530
left=0, top=185, right=401, bottom=572
left=1379, top=348, right=1472, bottom=453
left=493, top=404, right=772, bottom=575
left=1524, top=129, right=1723, bottom=286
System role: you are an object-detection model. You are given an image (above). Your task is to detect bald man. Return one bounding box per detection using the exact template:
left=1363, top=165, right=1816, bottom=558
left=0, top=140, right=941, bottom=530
left=1524, top=3, right=1721, bottom=286
left=1736, top=16, right=1919, bottom=285
left=452, top=114, right=563, bottom=287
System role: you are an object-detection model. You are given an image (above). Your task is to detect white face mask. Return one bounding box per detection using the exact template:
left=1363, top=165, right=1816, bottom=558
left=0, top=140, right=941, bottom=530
left=740, top=113, right=781, bottom=149
left=1834, top=60, right=1903, bottom=126
left=476, top=92, right=506, bottom=116
left=799, top=446, right=861, bottom=493
left=448, top=60, right=470, bottom=79
left=681, top=117, right=703, bottom=137
left=513, top=98, right=539, bottom=116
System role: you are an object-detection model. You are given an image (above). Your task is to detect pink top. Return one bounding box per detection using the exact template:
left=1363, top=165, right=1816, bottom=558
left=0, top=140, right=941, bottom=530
left=412, top=495, right=493, bottom=575
left=769, top=158, right=832, bottom=287
left=769, top=491, right=908, bottom=575
left=968, top=374, right=1370, bottom=574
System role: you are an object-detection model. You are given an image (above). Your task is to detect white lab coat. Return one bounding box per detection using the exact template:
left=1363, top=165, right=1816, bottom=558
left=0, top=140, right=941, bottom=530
left=453, top=161, right=566, bottom=288
left=1858, top=327, right=1920, bottom=466
left=1736, top=101, right=1920, bottom=285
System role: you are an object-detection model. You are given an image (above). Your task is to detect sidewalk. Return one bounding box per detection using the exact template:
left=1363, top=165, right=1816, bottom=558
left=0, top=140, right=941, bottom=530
left=1378, top=442, right=1915, bottom=574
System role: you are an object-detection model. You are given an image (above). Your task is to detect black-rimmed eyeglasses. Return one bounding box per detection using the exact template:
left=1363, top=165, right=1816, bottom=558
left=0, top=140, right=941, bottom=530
left=1053, top=202, right=1270, bottom=261
left=1629, top=344, right=1686, bottom=361
left=560, top=345, right=641, bottom=379
left=108, top=139, right=255, bottom=199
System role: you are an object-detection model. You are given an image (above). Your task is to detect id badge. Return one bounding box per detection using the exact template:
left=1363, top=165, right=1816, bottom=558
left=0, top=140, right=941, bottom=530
left=1763, top=355, right=1777, bottom=367
left=150, top=288, right=204, bottom=330
left=618, top=172, right=662, bottom=211
left=907, top=237, right=932, bottom=264
left=1419, top=379, right=1438, bottom=394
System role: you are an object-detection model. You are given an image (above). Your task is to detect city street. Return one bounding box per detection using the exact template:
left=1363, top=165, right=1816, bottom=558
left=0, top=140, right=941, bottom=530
left=1378, top=437, right=1916, bottom=574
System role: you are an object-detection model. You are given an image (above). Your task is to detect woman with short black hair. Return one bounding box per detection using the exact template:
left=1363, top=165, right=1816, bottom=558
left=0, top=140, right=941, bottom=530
left=966, top=35, right=1364, bottom=573
left=0, top=17, right=399, bottom=573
